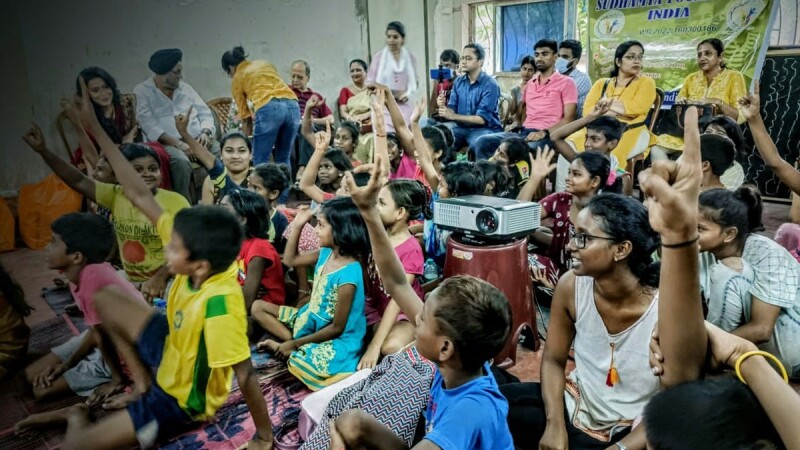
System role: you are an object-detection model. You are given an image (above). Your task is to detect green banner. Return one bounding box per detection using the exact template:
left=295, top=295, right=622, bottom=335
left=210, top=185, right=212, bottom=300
left=587, top=0, right=778, bottom=105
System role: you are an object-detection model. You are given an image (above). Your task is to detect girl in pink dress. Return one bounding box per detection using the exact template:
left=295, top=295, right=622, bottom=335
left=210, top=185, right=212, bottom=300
left=358, top=180, right=430, bottom=370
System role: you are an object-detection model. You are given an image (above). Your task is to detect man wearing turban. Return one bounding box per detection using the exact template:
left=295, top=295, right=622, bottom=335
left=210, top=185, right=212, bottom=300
left=134, top=48, right=218, bottom=202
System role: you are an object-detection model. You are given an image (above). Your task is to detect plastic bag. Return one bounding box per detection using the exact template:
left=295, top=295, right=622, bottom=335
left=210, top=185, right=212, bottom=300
left=18, top=174, right=82, bottom=249
left=0, top=197, right=14, bottom=252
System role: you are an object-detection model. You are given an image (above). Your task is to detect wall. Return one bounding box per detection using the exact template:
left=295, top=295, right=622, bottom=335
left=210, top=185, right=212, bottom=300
left=1, top=0, right=484, bottom=192
left=367, top=0, right=429, bottom=100
left=0, top=3, right=38, bottom=196
left=1, top=0, right=370, bottom=191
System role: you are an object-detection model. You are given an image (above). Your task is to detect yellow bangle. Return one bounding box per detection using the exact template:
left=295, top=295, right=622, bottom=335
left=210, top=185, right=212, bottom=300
left=734, top=350, right=789, bottom=385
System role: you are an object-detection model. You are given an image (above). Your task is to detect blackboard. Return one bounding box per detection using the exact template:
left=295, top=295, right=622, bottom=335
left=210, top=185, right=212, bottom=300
left=741, top=48, right=800, bottom=200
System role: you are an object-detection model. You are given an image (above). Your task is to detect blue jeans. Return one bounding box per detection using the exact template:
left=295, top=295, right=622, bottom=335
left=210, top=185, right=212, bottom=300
left=253, top=99, right=300, bottom=203
left=450, top=125, right=502, bottom=154
left=473, top=128, right=553, bottom=160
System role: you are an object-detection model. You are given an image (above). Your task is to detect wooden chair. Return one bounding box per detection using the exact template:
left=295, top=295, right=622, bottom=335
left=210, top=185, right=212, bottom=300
left=626, top=87, right=665, bottom=182
left=206, top=97, right=233, bottom=139
left=498, top=92, right=512, bottom=126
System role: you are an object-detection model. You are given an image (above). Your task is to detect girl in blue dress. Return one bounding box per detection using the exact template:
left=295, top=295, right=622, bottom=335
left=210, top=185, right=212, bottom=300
left=256, top=197, right=370, bottom=390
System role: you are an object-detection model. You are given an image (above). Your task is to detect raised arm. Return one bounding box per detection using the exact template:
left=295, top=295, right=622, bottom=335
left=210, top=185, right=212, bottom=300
left=639, top=106, right=706, bottom=387
left=740, top=85, right=800, bottom=195
left=550, top=103, right=610, bottom=162
left=516, top=146, right=557, bottom=201
left=371, top=83, right=414, bottom=153
left=80, top=77, right=163, bottom=225
left=711, top=324, right=800, bottom=448
left=22, top=124, right=97, bottom=202
left=174, top=106, right=217, bottom=170
left=299, top=122, right=332, bottom=203
left=60, top=98, right=100, bottom=167
left=282, top=208, right=320, bottom=268
left=371, top=89, right=390, bottom=175
left=410, top=101, right=439, bottom=191
left=345, top=158, right=422, bottom=323
left=300, top=95, right=322, bottom=147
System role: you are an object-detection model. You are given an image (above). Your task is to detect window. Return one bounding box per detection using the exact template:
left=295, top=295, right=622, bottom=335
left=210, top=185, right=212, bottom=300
left=471, top=0, right=567, bottom=75
left=770, top=1, right=800, bottom=46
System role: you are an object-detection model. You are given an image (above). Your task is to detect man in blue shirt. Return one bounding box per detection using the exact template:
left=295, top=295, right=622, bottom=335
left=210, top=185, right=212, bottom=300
left=436, top=43, right=502, bottom=155
left=558, top=39, right=592, bottom=116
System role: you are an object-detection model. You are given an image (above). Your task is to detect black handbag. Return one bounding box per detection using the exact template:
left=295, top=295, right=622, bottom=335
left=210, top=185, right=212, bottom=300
left=656, top=103, right=717, bottom=137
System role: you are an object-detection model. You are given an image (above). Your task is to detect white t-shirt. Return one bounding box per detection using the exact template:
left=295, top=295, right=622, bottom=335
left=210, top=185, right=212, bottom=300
left=742, top=234, right=800, bottom=377
left=699, top=252, right=755, bottom=331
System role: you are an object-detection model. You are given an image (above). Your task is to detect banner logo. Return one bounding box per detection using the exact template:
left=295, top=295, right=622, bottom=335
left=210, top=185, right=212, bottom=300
left=727, top=0, right=766, bottom=31
left=595, top=10, right=625, bottom=39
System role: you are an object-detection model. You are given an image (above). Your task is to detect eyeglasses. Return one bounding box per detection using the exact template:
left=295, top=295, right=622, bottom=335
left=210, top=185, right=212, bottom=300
left=623, top=54, right=645, bottom=61
left=570, top=230, right=618, bottom=249
left=460, top=56, right=475, bottom=61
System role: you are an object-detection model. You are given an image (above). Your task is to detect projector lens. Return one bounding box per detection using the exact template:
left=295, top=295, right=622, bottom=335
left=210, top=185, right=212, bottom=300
left=476, top=209, right=498, bottom=234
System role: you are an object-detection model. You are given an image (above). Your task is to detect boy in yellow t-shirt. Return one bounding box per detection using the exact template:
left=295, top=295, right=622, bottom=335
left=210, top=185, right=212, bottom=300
left=21, top=123, right=189, bottom=303
left=44, top=79, right=273, bottom=450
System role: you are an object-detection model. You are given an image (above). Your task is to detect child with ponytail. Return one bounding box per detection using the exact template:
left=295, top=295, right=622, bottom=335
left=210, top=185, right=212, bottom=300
left=358, top=179, right=431, bottom=369
left=697, top=187, right=757, bottom=330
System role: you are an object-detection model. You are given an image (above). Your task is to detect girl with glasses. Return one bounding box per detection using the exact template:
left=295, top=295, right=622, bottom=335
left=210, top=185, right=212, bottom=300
left=499, top=192, right=661, bottom=449
left=519, top=150, right=622, bottom=309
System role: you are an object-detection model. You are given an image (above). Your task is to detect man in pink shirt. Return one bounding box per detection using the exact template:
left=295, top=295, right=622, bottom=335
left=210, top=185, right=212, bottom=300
left=474, top=39, right=577, bottom=160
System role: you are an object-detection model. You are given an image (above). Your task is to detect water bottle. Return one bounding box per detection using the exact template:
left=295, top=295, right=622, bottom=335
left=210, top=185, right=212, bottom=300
left=423, top=258, right=438, bottom=281
left=153, top=297, right=167, bottom=312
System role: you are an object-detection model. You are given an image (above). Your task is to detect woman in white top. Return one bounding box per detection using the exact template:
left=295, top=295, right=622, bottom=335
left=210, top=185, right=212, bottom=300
left=500, top=194, right=661, bottom=449
left=367, top=21, right=418, bottom=133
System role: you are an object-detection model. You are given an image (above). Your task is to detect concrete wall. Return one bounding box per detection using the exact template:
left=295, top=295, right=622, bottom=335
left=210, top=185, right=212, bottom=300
left=0, top=3, right=38, bottom=195
left=1, top=0, right=489, bottom=192
left=2, top=0, right=371, bottom=191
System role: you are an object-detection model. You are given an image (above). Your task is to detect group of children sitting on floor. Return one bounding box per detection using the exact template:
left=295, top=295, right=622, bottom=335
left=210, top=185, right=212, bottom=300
left=0, top=65, right=798, bottom=450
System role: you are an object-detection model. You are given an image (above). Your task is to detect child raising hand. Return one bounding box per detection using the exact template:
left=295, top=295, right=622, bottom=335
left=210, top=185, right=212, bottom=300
left=639, top=105, right=707, bottom=386
left=332, top=157, right=514, bottom=450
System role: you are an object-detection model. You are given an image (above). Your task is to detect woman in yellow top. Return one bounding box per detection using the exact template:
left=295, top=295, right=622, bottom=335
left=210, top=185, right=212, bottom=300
left=221, top=46, right=298, bottom=184
left=567, top=40, right=657, bottom=164
left=652, top=38, right=747, bottom=161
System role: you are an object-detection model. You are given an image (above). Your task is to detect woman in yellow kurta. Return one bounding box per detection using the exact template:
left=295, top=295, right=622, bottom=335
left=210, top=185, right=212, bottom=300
left=221, top=45, right=298, bottom=175
left=653, top=38, right=747, bottom=160
left=567, top=40, right=657, bottom=163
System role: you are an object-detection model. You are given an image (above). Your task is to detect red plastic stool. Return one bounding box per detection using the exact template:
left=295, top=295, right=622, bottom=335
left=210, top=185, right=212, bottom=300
left=443, top=235, right=537, bottom=368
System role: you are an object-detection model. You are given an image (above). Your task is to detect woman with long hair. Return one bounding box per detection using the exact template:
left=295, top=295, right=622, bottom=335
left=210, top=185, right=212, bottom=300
left=566, top=41, right=657, bottom=165
left=64, top=67, right=173, bottom=189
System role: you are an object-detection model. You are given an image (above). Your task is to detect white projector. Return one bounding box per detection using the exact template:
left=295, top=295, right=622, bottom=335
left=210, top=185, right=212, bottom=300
left=433, top=195, right=541, bottom=239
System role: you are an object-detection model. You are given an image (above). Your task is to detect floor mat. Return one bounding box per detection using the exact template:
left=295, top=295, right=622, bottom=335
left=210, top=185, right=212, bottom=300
left=0, top=316, right=90, bottom=449
left=25, top=316, right=77, bottom=362
left=40, top=286, right=86, bottom=334
left=158, top=360, right=310, bottom=450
